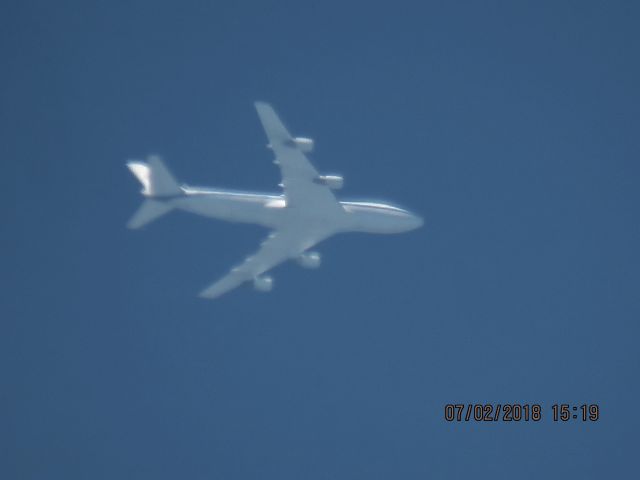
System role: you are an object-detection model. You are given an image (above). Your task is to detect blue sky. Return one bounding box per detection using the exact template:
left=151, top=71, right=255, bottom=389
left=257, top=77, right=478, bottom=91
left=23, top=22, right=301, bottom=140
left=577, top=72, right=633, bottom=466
left=2, top=1, right=639, bottom=478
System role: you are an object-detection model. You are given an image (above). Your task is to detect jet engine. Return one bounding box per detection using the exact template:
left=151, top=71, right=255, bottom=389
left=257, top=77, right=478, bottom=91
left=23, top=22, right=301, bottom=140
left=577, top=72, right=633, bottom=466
left=296, top=251, right=321, bottom=269
left=314, top=175, right=344, bottom=190
left=253, top=275, right=274, bottom=292
left=292, top=137, right=314, bottom=153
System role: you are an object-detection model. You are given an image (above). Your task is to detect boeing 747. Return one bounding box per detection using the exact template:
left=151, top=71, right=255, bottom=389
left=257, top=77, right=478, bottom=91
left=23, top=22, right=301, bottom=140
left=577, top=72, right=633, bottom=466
left=127, top=102, right=423, bottom=299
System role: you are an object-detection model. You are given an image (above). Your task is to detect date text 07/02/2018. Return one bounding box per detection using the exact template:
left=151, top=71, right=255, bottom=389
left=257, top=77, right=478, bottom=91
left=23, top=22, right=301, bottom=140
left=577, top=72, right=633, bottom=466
left=444, top=404, right=600, bottom=422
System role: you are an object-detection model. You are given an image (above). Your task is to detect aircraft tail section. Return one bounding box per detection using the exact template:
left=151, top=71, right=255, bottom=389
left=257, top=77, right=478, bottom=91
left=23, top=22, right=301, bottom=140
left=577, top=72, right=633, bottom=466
left=127, top=155, right=182, bottom=197
left=127, top=199, right=173, bottom=229
left=126, top=155, right=182, bottom=229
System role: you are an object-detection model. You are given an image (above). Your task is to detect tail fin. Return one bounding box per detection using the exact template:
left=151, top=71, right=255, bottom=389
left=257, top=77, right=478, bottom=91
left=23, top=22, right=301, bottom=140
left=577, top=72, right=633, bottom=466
left=126, top=155, right=182, bottom=229
left=127, top=155, right=182, bottom=197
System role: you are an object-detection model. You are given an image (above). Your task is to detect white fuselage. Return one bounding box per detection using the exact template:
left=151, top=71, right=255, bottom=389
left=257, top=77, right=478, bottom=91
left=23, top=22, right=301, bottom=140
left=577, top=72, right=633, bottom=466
left=167, top=186, right=423, bottom=236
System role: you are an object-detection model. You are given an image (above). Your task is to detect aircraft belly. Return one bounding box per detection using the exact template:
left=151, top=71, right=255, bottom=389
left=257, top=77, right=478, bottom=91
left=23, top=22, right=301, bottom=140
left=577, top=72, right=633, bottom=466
left=172, top=194, right=350, bottom=235
left=174, top=196, right=277, bottom=227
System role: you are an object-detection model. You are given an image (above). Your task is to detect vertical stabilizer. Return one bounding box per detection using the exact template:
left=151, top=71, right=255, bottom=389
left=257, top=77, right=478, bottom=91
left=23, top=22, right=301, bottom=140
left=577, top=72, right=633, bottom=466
left=126, top=155, right=182, bottom=228
left=127, top=155, right=182, bottom=197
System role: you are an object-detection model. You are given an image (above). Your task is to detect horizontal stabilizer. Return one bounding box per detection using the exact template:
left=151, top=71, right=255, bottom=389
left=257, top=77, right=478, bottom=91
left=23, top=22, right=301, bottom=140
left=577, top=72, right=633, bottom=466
left=127, top=199, right=173, bottom=229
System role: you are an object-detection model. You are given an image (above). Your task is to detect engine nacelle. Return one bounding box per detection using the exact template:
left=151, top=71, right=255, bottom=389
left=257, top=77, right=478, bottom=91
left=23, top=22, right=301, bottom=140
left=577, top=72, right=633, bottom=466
left=253, top=275, right=274, bottom=292
left=296, top=251, right=321, bottom=269
left=292, top=137, right=314, bottom=153
left=314, top=175, right=344, bottom=190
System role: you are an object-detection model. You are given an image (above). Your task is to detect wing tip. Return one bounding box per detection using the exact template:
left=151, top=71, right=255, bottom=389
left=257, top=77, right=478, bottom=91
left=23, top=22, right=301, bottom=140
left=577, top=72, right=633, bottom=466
left=198, top=288, right=219, bottom=300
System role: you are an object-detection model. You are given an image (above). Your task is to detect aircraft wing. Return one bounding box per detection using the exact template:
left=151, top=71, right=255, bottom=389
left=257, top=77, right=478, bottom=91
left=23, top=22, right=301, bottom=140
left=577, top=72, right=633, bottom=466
left=199, top=228, right=327, bottom=299
left=254, top=102, right=343, bottom=213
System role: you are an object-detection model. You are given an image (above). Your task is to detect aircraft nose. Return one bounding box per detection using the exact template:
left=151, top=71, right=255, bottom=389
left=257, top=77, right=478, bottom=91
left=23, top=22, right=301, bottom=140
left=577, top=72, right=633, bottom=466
left=406, top=212, right=423, bottom=231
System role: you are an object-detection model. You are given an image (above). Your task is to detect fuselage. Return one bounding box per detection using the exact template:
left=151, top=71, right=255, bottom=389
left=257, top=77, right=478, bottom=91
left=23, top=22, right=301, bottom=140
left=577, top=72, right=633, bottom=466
left=169, top=185, right=423, bottom=235
left=127, top=102, right=423, bottom=299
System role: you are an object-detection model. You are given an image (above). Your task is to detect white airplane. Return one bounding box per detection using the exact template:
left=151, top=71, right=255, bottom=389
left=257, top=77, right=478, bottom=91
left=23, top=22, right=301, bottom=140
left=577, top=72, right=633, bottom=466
left=127, top=102, right=423, bottom=299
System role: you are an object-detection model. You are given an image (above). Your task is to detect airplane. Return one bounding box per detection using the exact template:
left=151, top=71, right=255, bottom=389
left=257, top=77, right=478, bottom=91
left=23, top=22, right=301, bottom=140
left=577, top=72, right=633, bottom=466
left=126, top=102, right=423, bottom=299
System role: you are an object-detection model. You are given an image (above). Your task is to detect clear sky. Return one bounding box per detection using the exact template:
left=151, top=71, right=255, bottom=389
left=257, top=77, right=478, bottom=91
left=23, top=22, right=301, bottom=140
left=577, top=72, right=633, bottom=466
left=2, top=1, right=639, bottom=478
